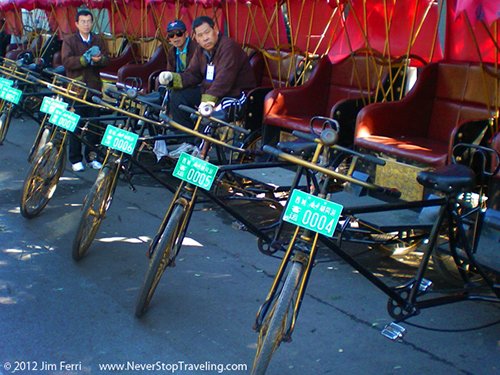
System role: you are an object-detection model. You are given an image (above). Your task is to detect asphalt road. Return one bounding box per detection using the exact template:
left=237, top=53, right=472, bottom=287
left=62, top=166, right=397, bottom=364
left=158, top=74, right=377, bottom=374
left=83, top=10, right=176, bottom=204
left=0, top=116, right=499, bottom=375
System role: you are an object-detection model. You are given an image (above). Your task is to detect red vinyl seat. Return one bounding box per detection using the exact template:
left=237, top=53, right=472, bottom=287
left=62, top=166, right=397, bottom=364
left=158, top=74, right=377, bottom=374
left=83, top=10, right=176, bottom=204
left=355, top=62, right=498, bottom=168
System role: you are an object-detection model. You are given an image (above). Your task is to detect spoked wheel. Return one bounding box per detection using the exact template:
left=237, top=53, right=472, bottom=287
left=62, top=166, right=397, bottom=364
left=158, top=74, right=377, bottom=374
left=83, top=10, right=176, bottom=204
left=135, top=204, right=186, bottom=317
left=239, top=129, right=264, bottom=164
left=431, top=238, right=498, bottom=286
left=214, top=128, right=264, bottom=164
left=431, top=208, right=497, bottom=286
left=20, top=141, right=65, bottom=218
left=252, top=261, right=302, bottom=375
left=0, top=108, right=12, bottom=145
left=28, top=126, right=51, bottom=163
left=72, top=162, right=119, bottom=261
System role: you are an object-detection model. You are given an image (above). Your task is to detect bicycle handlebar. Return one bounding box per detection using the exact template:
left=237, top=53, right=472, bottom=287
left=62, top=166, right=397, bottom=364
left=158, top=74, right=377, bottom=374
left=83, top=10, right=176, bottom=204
left=84, top=99, right=246, bottom=152
left=292, top=130, right=320, bottom=143
left=262, top=144, right=400, bottom=198
left=92, top=95, right=117, bottom=107
left=135, top=94, right=164, bottom=112
left=178, top=104, right=251, bottom=135
left=292, top=130, right=385, bottom=166
left=104, top=86, right=123, bottom=101
left=332, top=144, right=386, bottom=166
left=452, top=143, right=500, bottom=177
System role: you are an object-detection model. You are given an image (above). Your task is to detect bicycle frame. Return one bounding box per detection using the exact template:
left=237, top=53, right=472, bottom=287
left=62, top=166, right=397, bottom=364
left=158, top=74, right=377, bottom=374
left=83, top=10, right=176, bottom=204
left=254, top=135, right=499, bottom=345
left=147, top=114, right=223, bottom=259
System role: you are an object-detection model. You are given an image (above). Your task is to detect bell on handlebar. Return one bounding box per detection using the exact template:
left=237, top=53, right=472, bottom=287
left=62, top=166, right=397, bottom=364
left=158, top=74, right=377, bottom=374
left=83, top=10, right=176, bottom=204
left=320, top=128, right=338, bottom=146
left=126, top=88, right=138, bottom=99
left=199, top=103, right=214, bottom=117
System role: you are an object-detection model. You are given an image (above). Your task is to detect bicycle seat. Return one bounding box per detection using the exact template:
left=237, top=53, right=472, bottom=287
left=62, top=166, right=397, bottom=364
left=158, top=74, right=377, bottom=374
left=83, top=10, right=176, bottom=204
left=417, top=163, right=475, bottom=193
left=277, top=141, right=316, bottom=157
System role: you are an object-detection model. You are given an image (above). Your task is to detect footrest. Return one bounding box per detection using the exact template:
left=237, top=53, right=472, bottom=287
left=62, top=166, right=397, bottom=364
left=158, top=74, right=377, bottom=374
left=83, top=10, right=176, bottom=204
left=381, top=322, right=406, bottom=341
left=232, top=167, right=308, bottom=191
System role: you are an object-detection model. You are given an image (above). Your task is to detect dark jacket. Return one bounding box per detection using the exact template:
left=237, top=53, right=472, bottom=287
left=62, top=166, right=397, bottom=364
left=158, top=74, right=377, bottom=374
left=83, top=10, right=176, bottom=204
left=61, top=32, right=109, bottom=91
left=166, top=37, right=197, bottom=73
left=178, top=34, right=255, bottom=102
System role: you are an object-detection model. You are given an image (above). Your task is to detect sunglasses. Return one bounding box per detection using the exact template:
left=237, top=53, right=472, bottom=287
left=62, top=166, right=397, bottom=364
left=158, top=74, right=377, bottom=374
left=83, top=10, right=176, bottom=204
left=168, top=30, right=184, bottom=38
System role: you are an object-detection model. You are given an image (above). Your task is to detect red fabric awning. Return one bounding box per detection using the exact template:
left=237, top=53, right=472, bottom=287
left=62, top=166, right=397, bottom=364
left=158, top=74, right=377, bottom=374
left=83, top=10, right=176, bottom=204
left=446, top=0, right=499, bottom=63
left=328, top=0, right=442, bottom=65
left=455, top=0, right=500, bottom=26
left=287, top=0, right=344, bottom=55
left=222, top=0, right=287, bottom=49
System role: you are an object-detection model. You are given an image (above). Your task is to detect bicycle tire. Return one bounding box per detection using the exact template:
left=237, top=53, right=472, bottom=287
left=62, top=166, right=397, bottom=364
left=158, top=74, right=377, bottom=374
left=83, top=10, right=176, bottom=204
left=431, top=206, right=497, bottom=285
left=252, top=261, right=303, bottom=375
left=0, top=108, right=12, bottom=145
left=72, top=163, right=118, bottom=261
left=239, top=129, right=263, bottom=164
left=28, top=127, right=51, bottom=163
left=431, top=240, right=498, bottom=286
left=20, top=141, right=65, bottom=218
left=135, top=204, right=185, bottom=317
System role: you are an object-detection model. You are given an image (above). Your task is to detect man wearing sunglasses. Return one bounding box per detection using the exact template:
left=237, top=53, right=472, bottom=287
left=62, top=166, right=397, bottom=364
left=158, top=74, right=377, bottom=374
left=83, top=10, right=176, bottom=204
left=163, top=20, right=198, bottom=128
left=166, top=20, right=196, bottom=73
left=159, top=16, right=255, bottom=132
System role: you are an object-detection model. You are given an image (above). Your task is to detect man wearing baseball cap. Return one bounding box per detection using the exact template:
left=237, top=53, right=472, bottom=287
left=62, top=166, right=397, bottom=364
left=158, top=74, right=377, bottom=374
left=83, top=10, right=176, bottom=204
left=159, top=16, right=255, bottom=129
left=165, top=20, right=196, bottom=73
left=155, top=20, right=201, bottom=157
left=162, top=19, right=199, bottom=129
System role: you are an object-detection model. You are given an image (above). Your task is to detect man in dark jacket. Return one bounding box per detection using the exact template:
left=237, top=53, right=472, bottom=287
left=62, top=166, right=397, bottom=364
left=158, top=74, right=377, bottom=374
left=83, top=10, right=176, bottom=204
left=164, top=19, right=198, bottom=127
left=159, top=16, right=255, bottom=129
left=165, top=19, right=196, bottom=73
left=0, top=19, right=11, bottom=57
left=61, top=9, right=109, bottom=172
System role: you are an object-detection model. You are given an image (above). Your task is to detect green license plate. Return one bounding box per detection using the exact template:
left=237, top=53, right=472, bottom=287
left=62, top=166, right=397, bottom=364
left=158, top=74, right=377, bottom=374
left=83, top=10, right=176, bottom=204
left=0, top=77, right=14, bottom=88
left=49, top=107, right=80, bottom=132
left=172, top=152, right=218, bottom=191
left=283, top=189, right=343, bottom=237
left=40, top=96, right=68, bottom=114
left=101, top=124, right=138, bottom=155
left=0, top=86, right=22, bottom=104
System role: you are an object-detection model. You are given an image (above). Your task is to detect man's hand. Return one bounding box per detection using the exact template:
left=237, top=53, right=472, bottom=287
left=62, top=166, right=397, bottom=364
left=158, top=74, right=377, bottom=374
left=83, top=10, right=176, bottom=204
left=83, top=46, right=101, bottom=65
left=91, top=54, right=102, bottom=65
left=159, top=71, right=173, bottom=85
left=82, top=49, right=92, bottom=64
left=198, top=101, right=215, bottom=116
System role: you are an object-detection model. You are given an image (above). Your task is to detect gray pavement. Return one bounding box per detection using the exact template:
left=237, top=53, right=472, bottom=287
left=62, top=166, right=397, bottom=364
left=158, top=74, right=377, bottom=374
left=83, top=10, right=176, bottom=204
left=0, top=117, right=499, bottom=375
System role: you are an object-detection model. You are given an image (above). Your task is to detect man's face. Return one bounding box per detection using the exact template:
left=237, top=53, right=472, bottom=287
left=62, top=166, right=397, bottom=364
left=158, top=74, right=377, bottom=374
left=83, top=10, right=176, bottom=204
left=168, top=29, right=187, bottom=49
left=75, top=15, right=93, bottom=36
left=194, top=22, right=218, bottom=52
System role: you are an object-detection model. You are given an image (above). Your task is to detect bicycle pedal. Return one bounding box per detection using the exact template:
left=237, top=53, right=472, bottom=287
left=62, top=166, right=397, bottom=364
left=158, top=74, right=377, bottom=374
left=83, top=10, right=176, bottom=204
left=418, top=278, right=433, bottom=292
left=381, top=322, right=406, bottom=341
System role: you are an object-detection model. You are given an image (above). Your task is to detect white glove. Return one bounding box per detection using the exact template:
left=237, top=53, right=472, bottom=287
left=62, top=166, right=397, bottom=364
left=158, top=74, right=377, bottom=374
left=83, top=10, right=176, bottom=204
left=198, top=101, right=215, bottom=116
left=159, top=71, right=173, bottom=85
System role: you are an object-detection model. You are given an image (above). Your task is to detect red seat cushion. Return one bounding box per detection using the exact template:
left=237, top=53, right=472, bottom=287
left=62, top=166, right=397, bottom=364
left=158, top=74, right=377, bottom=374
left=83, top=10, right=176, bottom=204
left=355, top=136, right=449, bottom=167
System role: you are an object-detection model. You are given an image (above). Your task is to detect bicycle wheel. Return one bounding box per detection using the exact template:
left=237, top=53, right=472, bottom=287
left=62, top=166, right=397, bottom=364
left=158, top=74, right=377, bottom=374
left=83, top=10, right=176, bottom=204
left=28, top=126, right=51, bottom=163
left=20, top=141, right=65, bottom=218
left=432, top=238, right=498, bottom=285
left=72, top=163, right=119, bottom=261
left=239, top=129, right=263, bottom=164
left=252, top=261, right=303, bottom=375
left=0, top=107, right=12, bottom=145
left=135, top=204, right=186, bottom=317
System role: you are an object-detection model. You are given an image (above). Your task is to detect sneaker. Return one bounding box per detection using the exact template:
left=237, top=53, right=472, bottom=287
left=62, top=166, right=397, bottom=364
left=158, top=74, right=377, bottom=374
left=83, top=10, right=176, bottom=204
left=71, top=161, right=85, bottom=172
left=169, top=143, right=196, bottom=159
left=88, top=160, right=103, bottom=170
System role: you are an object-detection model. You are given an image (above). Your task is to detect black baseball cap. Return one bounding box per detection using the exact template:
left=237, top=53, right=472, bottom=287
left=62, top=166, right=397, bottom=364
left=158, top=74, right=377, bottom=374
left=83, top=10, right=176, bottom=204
left=167, top=20, right=186, bottom=33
